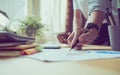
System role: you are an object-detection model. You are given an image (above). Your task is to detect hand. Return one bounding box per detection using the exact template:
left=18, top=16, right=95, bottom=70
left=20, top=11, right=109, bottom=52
left=57, top=32, right=71, bottom=44
left=78, top=28, right=98, bottom=44
left=67, top=28, right=84, bottom=50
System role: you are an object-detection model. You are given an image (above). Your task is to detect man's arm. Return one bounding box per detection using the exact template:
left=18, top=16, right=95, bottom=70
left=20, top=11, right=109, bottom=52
left=65, top=0, right=74, bottom=33
left=85, top=10, right=105, bottom=30
left=78, top=0, right=112, bottom=45
left=67, top=0, right=87, bottom=50
left=87, top=0, right=112, bottom=28
left=67, top=9, right=85, bottom=50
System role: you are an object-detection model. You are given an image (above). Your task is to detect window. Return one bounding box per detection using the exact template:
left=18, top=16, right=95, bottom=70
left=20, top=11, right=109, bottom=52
left=40, top=0, right=67, bottom=42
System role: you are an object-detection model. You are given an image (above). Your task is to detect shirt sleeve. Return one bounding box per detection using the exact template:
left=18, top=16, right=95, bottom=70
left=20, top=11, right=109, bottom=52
left=73, top=0, right=80, bottom=10
left=88, top=0, right=112, bottom=15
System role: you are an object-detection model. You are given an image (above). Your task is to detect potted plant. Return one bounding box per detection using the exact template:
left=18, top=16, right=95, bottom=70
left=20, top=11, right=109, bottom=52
left=18, top=16, right=44, bottom=37
left=17, top=16, right=45, bottom=43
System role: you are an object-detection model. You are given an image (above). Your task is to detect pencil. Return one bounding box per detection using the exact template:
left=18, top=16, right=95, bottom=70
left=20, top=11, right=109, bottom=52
left=105, top=13, right=111, bottom=25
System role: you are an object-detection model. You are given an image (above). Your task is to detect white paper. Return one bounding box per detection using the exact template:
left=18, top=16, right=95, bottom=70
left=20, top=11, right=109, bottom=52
left=24, top=48, right=120, bottom=62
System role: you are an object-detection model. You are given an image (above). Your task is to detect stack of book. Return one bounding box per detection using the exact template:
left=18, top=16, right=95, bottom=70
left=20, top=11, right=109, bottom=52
left=0, top=31, right=40, bottom=57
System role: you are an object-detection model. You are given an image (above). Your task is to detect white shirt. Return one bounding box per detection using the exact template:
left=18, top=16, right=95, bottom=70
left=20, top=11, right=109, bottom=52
left=73, top=0, right=89, bottom=19
left=73, top=0, right=119, bottom=25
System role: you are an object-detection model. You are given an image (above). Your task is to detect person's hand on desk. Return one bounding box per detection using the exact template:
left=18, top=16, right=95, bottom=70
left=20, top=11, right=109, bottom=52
left=79, top=28, right=98, bottom=44
left=57, top=32, right=71, bottom=44
left=57, top=27, right=99, bottom=50
left=57, top=31, right=82, bottom=50
left=67, top=27, right=98, bottom=50
left=67, top=27, right=83, bottom=50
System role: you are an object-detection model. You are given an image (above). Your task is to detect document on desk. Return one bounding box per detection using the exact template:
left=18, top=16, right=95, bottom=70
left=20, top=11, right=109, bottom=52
left=24, top=49, right=120, bottom=62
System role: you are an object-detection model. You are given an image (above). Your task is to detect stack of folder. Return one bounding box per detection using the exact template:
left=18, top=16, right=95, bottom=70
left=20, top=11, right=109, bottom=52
left=0, top=31, right=40, bottom=57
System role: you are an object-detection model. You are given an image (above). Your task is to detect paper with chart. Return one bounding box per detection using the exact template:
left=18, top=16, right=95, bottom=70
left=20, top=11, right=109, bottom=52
left=24, top=48, right=120, bottom=62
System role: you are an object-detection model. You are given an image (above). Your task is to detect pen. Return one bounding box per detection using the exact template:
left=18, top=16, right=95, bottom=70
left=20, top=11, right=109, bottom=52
left=105, top=13, right=111, bottom=25
left=106, top=8, right=116, bottom=25
left=118, top=8, right=120, bottom=25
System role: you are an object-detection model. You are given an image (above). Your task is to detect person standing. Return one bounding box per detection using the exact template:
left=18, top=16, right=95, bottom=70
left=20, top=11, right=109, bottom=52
left=57, top=0, right=118, bottom=50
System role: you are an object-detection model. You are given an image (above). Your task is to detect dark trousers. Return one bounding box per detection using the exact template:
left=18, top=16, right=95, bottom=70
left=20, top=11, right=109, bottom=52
left=90, top=23, right=110, bottom=46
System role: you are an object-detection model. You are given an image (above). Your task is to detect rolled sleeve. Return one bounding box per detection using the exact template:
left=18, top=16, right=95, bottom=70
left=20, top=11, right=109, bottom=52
left=88, top=0, right=112, bottom=15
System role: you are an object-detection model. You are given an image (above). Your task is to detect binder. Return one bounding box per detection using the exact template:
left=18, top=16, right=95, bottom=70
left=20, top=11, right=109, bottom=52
left=0, top=31, right=35, bottom=43
left=0, top=31, right=35, bottom=47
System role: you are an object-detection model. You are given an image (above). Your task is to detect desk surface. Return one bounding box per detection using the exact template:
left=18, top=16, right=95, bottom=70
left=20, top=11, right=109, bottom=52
left=0, top=45, right=120, bottom=75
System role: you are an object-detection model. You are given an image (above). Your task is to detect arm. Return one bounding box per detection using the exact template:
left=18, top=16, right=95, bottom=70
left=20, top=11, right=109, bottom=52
left=68, top=0, right=112, bottom=50
left=85, top=10, right=105, bottom=31
left=67, top=9, right=85, bottom=50
left=86, top=0, right=112, bottom=29
left=78, top=0, right=112, bottom=45
left=67, top=0, right=87, bottom=50
left=73, top=9, right=84, bottom=31
left=65, top=0, right=73, bottom=33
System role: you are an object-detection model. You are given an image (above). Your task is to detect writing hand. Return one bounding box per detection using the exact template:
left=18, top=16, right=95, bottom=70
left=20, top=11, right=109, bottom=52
left=67, top=28, right=84, bottom=50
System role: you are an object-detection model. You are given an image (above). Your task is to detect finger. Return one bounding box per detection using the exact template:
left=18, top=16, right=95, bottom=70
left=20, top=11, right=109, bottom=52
left=57, top=35, right=62, bottom=42
left=70, top=32, right=81, bottom=48
left=57, top=35, right=65, bottom=43
left=59, top=37, right=67, bottom=44
left=67, top=32, right=74, bottom=45
left=63, top=38, right=67, bottom=44
left=67, top=32, right=71, bottom=36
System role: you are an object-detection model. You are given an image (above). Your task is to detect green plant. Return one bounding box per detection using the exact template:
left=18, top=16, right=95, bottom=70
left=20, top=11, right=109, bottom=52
left=18, top=16, right=44, bottom=37
left=17, top=16, right=44, bottom=43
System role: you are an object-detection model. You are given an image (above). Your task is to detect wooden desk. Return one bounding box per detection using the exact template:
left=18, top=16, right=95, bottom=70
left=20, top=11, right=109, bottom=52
left=0, top=45, right=120, bottom=75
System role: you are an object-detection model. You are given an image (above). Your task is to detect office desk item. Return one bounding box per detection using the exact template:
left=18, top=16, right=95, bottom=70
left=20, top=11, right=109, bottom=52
left=108, top=25, right=120, bottom=51
left=106, top=8, right=116, bottom=25
left=118, top=8, right=120, bottom=25
left=24, top=44, right=115, bottom=62
left=0, top=44, right=40, bottom=56
left=0, top=44, right=37, bottom=50
left=0, top=51, right=21, bottom=57
left=0, top=31, right=35, bottom=43
left=0, top=58, right=119, bottom=75
left=41, top=42, right=61, bottom=49
left=0, top=31, right=38, bottom=56
left=0, top=45, right=120, bottom=75
left=0, top=10, right=9, bottom=19
left=0, top=11, right=9, bottom=30
left=107, top=8, right=120, bottom=51
left=0, top=42, right=29, bottom=47
left=25, top=49, right=120, bottom=62
left=0, top=31, right=35, bottom=47
left=0, top=47, right=39, bottom=56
